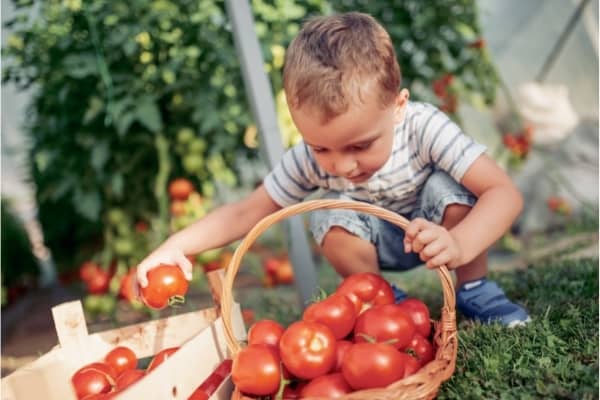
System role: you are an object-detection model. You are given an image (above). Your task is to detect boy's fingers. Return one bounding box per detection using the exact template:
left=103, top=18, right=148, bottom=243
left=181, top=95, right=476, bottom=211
left=176, top=253, right=194, bottom=281
left=404, top=218, right=428, bottom=239
left=136, top=263, right=149, bottom=288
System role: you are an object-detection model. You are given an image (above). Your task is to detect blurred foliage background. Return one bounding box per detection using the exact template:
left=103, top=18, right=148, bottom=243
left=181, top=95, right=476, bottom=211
left=2, top=0, right=500, bottom=303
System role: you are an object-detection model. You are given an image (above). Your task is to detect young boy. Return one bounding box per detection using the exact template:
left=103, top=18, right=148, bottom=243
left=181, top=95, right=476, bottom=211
left=137, top=12, right=530, bottom=326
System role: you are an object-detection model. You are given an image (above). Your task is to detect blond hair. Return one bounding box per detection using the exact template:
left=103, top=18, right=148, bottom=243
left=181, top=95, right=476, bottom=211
left=283, top=12, right=401, bottom=123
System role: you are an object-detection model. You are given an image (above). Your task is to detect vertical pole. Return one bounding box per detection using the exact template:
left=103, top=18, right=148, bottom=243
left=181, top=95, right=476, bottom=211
left=224, top=0, right=318, bottom=307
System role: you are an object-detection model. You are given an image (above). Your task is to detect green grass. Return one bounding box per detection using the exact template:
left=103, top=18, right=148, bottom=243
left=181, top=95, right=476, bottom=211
left=439, top=258, right=598, bottom=400
left=236, top=257, right=598, bottom=399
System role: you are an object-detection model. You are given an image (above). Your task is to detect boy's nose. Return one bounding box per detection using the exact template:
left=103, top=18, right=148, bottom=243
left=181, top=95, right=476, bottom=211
left=334, top=158, right=358, bottom=176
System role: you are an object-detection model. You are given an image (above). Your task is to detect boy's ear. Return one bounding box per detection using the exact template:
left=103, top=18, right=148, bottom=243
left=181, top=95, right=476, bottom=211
left=394, top=89, right=410, bottom=122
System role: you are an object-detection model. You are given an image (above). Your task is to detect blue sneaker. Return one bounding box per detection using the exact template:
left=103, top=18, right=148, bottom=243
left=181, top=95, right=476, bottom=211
left=457, top=278, right=531, bottom=327
left=390, top=283, right=408, bottom=303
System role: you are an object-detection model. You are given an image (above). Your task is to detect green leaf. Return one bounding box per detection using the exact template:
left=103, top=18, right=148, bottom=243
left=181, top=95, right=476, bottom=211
left=135, top=97, right=163, bottom=133
left=63, top=53, right=98, bottom=78
left=111, top=174, right=124, bottom=199
left=116, top=112, right=136, bottom=137
left=73, top=189, right=101, bottom=221
left=91, top=141, right=110, bottom=173
left=83, top=96, right=104, bottom=124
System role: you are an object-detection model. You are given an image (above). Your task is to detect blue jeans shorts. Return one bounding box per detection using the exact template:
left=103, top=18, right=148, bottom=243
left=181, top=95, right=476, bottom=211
left=308, top=171, right=477, bottom=271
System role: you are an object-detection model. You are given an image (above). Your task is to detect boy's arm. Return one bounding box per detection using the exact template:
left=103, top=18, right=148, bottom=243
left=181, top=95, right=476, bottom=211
left=137, top=184, right=281, bottom=286
left=451, top=153, right=524, bottom=264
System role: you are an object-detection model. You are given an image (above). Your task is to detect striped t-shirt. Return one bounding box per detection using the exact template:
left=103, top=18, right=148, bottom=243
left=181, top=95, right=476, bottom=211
left=263, top=101, right=486, bottom=214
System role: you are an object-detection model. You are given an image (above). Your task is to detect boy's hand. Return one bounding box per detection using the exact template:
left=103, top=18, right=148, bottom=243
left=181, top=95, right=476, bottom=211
left=136, top=246, right=193, bottom=287
left=403, top=218, right=462, bottom=269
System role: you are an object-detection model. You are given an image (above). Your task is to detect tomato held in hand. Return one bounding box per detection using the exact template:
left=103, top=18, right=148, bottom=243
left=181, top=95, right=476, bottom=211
left=279, top=321, right=337, bottom=380
left=147, top=347, right=179, bottom=372
left=341, top=342, right=405, bottom=390
left=300, top=373, right=353, bottom=399
left=231, top=344, right=281, bottom=396
left=336, top=272, right=395, bottom=315
left=247, top=319, right=285, bottom=351
left=104, top=346, right=137, bottom=376
left=303, top=293, right=357, bottom=340
left=354, top=304, right=416, bottom=350
left=397, top=298, right=432, bottom=338
left=139, top=264, right=189, bottom=310
left=71, top=362, right=116, bottom=399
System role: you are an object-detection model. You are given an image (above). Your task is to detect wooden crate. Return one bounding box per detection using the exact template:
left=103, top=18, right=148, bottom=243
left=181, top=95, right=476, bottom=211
left=1, top=271, right=246, bottom=400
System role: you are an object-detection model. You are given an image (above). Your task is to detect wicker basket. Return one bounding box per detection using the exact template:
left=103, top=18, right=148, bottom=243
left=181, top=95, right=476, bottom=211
left=221, top=199, right=458, bottom=400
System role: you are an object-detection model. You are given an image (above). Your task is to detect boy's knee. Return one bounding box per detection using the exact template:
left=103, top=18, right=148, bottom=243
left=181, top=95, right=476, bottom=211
left=442, top=203, right=472, bottom=228
left=322, top=226, right=354, bottom=250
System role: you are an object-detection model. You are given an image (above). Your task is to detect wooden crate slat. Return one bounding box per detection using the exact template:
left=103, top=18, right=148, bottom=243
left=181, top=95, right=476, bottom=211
left=115, top=303, right=245, bottom=400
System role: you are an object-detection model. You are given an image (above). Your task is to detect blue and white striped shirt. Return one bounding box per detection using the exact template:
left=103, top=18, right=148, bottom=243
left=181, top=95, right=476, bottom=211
left=264, top=101, right=486, bottom=214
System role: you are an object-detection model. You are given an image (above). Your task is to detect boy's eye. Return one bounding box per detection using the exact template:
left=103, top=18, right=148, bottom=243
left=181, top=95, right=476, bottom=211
left=312, top=147, right=327, bottom=154
left=351, top=142, right=372, bottom=151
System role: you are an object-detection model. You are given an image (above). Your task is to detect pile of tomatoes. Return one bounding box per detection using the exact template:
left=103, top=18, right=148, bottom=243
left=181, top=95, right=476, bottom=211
left=232, top=272, right=435, bottom=398
left=71, top=345, right=230, bottom=400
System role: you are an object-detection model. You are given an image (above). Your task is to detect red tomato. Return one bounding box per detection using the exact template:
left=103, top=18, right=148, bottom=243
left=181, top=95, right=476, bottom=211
left=168, top=178, right=195, bottom=200
left=247, top=319, right=285, bottom=351
left=104, top=346, right=137, bottom=376
left=397, top=298, right=432, bottom=338
left=139, top=265, right=189, bottom=310
left=79, top=261, right=100, bottom=282
left=187, top=389, right=209, bottom=400
left=114, top=369, right=145, bottom=390
left=118, top=269, right=137, bottom=303
left=275, top=260, right=294, bottom=284
left=333, top=340, right=353, bottom=372
left=399, top=352, right=421, bottom=378
left=71, top=362, right=115, bottom=399
left=279, top=321, right=337, bottom=380
left=147, top=347, right=179, bottom=372
left=300, top=373, right=352, bottom=398
left=341, top=342, right=405, bottom=390
left=354, top=304, right=416, bottom=350
left=170, top=200, right=186, bottom=216
left=336, top=272, right=395, bottom=314
left=86, top=268, right=112, bottom=295
left=406, top=333, right=434, bottom=366
left=303, top=293, right=357, bottom=340
left=231, top=344, right=281, bottom=396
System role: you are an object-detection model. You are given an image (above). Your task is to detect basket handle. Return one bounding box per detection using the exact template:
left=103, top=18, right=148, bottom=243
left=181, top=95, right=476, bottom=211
left=221, top=199, right=456, bottom=355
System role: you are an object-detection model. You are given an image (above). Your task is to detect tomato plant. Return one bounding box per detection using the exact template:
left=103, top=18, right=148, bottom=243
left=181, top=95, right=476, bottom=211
left=354, top=304, right=416, bottom=350
left=397, top=298, right=432, bottom=338
left=303, top=293, right=357, bottom=340
left=139, top=265, right=188, bottom=310
left=279, top=321, right=337, bottom=380
left=231, top=344, right=281, bottom=396
left=146, top=347, right=179, bottom=372
left=341, top=342, right=405, bottom=390
left=300, top=373, right=353, bottom=398
left=336, top=272, right=395, bottom=314
left=104, top=346, right=137, bottom=376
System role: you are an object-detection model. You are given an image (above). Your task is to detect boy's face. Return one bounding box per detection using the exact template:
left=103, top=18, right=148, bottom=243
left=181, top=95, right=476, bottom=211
left=290, top=89, right=409, bottom=184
